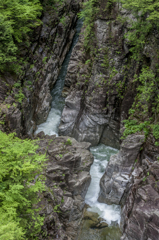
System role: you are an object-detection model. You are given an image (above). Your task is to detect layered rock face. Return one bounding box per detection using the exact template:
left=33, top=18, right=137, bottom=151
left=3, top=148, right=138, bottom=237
left=1, top=0, right=159, bottom=239
left=59, top=3, right=137, bottom=148
left=35, top=132, right=93, bottom=239
left=98, top=134, right=145, bottom=205
left=121, top=160, right=159, bottom=240
left=59, top=2, right=159, bottom=149
left=0, top=0, right=79, bottom=137
left=58, top=1, right=159, bottom=239
left=96, top=132, right=159, bottom=240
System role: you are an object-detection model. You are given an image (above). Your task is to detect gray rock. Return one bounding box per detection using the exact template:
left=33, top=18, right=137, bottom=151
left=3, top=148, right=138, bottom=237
left=0, top=1, right=80, bottom=137
left=121, top=160, right=159, bottom=240
left=98, top=134, right=145, bottom=205
left=59, top=8, right=132, bottom=147
left=35, top=134, right=93, bottom=239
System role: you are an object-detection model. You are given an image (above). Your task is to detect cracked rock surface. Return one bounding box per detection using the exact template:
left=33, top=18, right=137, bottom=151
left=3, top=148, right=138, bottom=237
left=35, top=132, right=93, bottom=240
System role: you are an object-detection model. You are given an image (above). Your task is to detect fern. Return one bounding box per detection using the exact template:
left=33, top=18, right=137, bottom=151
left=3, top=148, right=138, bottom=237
left=0, top=131, right=47, bottom=239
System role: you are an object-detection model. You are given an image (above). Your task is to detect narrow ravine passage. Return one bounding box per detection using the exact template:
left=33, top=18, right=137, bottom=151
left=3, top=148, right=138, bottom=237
left=35, top=17, right=83, bottom=136
left=86, top=145, right=120, bottom=225
left=35, top=17, right=121, bottom=240
left=78, top=145, right=121, bottom=240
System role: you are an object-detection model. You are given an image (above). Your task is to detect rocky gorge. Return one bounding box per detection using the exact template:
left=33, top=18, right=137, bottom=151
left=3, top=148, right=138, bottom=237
left=36, top=133, right=93, bottom=239
left=0, top=0, right=80, bottom=137
left=58, top=0, right=159, bottom=238
left=1, top=0, right=159, bottom=239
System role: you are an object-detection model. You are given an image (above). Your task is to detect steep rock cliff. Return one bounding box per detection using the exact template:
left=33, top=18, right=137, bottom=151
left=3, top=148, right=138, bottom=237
left=35, top=132, right=93, bottom=239
left=0, top=0, right=80, bottom=137
left=98, top=134, right=145, bottom=205
left=58, top=1, right=159, bottom=239
left=59, top=2, right=137, bottom=148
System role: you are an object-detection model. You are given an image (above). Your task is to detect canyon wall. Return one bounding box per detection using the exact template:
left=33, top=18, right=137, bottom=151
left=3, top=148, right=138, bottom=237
left=59, top=1, right=137, bottom=148
left=35, top=133, right=93, bottom=239
left=1, top=0, right=159, bottom=239
left=59, top=1, right=159, bottom=239
left=0, top=0, right=79, bottom=137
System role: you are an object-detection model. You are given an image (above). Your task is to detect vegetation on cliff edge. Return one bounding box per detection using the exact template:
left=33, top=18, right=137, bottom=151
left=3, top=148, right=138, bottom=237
left=0, top=0, right=42, bottom=72
left=80, top=0, right=159, bottom=143
left=0, top=131, right=47, bottom=239
left=120, top=0, right=159, bottom=142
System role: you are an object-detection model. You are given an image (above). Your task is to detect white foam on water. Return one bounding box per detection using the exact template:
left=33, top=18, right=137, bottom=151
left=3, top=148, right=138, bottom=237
left=85, top=144, right=121, bottom=225
left=35, top=17, right=83, bottom=137
left=35, top=108, right=61, bottom=136
left=34, top=16, right=121, bottom=229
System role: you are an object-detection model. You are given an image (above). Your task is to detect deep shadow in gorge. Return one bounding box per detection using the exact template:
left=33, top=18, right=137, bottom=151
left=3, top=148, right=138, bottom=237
left=35, top=17, right=83, bottom=136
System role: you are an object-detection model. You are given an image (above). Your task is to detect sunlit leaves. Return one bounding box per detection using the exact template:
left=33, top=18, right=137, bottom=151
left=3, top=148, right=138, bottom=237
left=0, top=131, right=47, bottom=239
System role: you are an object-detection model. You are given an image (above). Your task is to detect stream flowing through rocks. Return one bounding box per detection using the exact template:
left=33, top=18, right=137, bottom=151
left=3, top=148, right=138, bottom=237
left=35, top=18, right=121, bottom=240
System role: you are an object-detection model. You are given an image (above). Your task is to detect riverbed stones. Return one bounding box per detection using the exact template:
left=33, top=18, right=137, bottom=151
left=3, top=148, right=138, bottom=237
left=98, top=134, right=145, bottom=205
left=78, top=208, right=121, bottom=240
left=82, top=209, right=108, bottom=229
left=35, top=133, right=93, bottom=239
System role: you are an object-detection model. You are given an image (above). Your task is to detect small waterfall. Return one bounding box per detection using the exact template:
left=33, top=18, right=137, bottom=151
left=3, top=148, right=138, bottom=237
left=35, top=18, right=83, bottom=136
left=35, top=17, right=121, bottom=240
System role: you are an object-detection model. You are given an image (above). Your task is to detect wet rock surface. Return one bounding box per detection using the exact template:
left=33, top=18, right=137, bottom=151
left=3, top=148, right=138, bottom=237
left=78, top=208, right=121, bottom=240
left=57, top=2, right=159, bottom=238
left=35, top=132, right=93, bottom=239
left=97, top=132, right=159, bottom=240
left=98, top=134, right=145, bottom=205
left=82, top=210, right=108, bottom=229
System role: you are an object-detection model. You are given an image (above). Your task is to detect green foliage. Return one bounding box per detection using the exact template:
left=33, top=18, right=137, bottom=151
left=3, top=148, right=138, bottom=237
left=85, top=59, right=91, bottom=65
left=112, top=0, right=159, bottom=141
left=43, top=0, right=65, bottom=10
left=78, top=0, right=99, bottom=48
left=120, top=0, right=159, bottom=60
left=133, top=67, right=159, bottom=115
left=15, top=89, right=25, bottom=104
left=143, top=177, right=147, bottom=182
left=121, top=0, right=159, bottom=23
left=122, top=66, right=159, bottom=140
left=42, top=57, right=48, bottom=64
left=122, top=119, right=150, bottom=139
left=153, top=124, right=159, bottom=146
left=53, top=204, right=60, bottom=213
left=0, top=0, right=42, bottom=72
left=0, top=131, right=47, bottom=239
left=13, top=81, right=21, bottom=88
left=65, top=138, right=72, bottom=146
left=60, top=16, right=67, bottom=27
